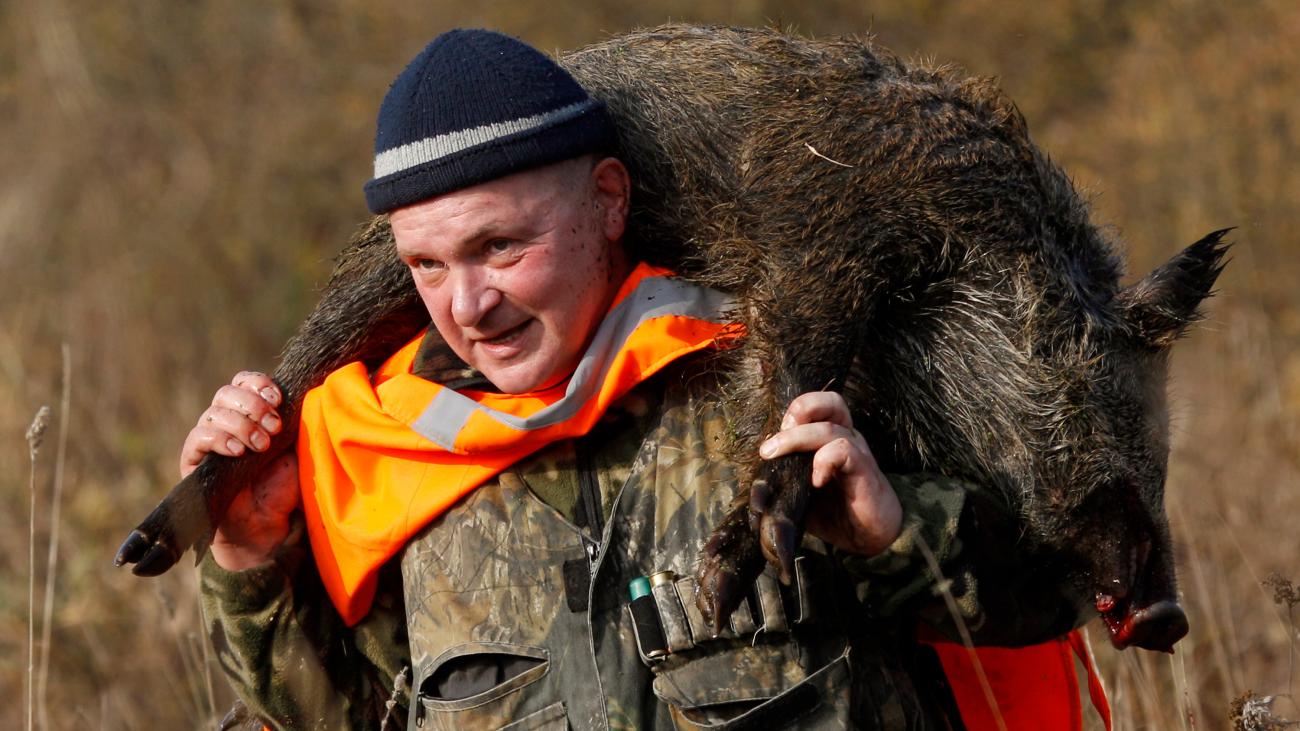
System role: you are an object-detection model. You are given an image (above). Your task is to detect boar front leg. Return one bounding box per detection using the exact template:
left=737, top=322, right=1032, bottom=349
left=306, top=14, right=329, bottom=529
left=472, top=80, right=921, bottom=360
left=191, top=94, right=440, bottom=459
left=695, top=319, right=860, bottom=633
left=696, top=451, right=817, bottom=633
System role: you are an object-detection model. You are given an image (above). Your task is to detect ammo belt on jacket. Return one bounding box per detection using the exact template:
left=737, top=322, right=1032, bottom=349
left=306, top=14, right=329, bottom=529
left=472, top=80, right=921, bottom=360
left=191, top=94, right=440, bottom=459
left=626, top=554, right=831, bottom=664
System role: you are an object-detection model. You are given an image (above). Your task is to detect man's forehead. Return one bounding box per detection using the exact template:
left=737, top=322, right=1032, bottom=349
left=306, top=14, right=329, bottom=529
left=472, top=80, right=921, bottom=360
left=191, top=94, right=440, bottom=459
left=392, top=159, right=592, bottom=232
left=391, top=181, right=562, bottom=253
left=427, top=184, right=550, bottom=229
left=445, top=163, right=583, bottom=210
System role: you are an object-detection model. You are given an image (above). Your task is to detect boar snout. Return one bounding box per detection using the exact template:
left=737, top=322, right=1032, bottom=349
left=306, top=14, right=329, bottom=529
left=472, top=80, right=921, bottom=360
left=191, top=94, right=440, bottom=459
left=1095, top=596, right=1188, bottom=653
left=1093, top=538, right=1187, bottom=652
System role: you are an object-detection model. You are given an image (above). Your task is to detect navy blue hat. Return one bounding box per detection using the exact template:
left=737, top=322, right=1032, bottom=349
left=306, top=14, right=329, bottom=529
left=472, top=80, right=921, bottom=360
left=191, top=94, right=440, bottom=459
left=364, top=29, right=617, bottom=214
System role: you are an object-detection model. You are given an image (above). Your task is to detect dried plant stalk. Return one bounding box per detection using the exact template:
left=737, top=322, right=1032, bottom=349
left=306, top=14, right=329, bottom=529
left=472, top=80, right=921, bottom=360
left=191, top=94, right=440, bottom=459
left=25, top=405, right=51, bottom=731
left=37, top=344, right=70, bottom=731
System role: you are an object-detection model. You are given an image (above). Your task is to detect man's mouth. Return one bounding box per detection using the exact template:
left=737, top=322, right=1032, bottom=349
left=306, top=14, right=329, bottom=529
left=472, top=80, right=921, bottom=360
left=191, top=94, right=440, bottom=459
left=477, top=320, right=531, bottom=348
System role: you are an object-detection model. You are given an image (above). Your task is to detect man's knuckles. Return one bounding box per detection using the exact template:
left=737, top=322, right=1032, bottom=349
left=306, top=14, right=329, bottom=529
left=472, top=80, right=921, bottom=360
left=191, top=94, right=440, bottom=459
left=232, top=370, right=272, bottom=389
left=785, top=391, right=852, bottom=427
left=214, top=384, right=280, bottom=426
left=764, top=421, right=856, bottom=456
left=202, top=407, right=272, bottom=451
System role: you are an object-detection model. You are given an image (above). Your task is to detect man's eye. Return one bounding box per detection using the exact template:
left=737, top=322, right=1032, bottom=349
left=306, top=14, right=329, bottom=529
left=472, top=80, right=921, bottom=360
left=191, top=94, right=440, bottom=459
left=413, top=258, right=444, bottom=271
left=487, top=239, right=512, bottom=253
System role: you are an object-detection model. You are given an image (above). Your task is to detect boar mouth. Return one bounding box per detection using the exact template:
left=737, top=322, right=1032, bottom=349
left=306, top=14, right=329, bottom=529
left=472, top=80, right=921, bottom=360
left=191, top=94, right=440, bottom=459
left=1095, top=593, right=1188, bottom=653
left=1083, top=525, right=1188, bottom=652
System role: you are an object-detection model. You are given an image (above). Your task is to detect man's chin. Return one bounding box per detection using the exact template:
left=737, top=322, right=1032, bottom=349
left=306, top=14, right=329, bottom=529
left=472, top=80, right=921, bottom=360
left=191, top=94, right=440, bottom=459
left=478, top=356, right=575, bottom=395
left=473, top=358, right=543, bottom=394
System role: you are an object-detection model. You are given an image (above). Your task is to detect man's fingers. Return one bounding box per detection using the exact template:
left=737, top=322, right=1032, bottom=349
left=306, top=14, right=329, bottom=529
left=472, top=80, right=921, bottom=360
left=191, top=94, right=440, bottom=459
left=180, top=371, right=283, bottom=479
left=759, top=421, right=863, bottom=460
left=811, top=437, right=863, bottom=487
left=231, top=371, right=281, bottom=406
left=212, top=384, right=282, bottom=434
left=200, top=406, right=273, bottom=452
left=782, top=391, right=852, bottom=430
left=180, top=424, right=253, bottom=475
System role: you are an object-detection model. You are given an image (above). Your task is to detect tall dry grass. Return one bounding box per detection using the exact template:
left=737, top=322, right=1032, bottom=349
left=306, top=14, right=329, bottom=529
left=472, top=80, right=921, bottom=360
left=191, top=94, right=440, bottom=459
left=2, top=0, right=1297, bottom=728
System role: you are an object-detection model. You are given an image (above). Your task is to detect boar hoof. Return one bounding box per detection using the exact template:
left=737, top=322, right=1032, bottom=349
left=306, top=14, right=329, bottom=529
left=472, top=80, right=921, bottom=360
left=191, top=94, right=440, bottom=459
left=758, top=515, right=799, bottom=585
left=116, top=466, right=218, bottom=575
left=753, top=452, right=812, bottom=585
left=115, top=529, right=180, bottom=576
left=696, top=503, right=765, bottom=634
left=695, top=452, right=814, bottom=629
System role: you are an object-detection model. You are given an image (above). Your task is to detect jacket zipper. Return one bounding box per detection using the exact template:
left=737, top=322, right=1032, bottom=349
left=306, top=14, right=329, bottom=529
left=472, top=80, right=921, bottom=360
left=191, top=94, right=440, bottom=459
left=577, top=441, right=604, bottom=572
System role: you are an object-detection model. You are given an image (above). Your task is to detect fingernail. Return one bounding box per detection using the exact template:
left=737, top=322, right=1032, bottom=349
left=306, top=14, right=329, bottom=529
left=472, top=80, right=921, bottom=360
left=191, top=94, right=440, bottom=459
left=260, top=387, right=279, bottom=405
left=226, top=439, right=244, bottom=455
left=251, top=431, right=268, bottom=450
left=759, top=439, right=776, bottom=458
left=261, top=414, right=280, bottom=432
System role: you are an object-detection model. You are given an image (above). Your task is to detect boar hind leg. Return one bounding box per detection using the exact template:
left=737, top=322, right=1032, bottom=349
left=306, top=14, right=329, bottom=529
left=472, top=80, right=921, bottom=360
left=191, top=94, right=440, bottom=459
left=117, top=217, right=429, bottom=577
left=116, top=463, right=218, bottom=575
left=116, top=436, right=292, bottom=575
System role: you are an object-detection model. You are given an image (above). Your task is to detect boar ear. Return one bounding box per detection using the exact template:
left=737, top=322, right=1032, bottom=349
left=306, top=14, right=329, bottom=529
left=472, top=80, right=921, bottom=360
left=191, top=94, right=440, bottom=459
left=1116, top=228, right=1232, bottom=349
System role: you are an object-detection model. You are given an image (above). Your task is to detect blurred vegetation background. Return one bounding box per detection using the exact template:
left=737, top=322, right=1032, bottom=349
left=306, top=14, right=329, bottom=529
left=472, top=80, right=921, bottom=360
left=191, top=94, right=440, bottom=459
left=2, top=0, right=1297, bottom=728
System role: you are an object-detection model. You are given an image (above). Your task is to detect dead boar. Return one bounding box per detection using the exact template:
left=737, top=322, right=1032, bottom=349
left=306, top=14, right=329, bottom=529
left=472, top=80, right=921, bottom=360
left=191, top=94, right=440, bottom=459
left=117, top=25, right=1228, bottom=652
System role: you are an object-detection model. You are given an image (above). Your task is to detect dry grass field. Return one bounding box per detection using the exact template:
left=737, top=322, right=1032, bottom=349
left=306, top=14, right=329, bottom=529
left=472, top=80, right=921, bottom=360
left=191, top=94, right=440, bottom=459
left=2, top=1, right=1297, bottom=728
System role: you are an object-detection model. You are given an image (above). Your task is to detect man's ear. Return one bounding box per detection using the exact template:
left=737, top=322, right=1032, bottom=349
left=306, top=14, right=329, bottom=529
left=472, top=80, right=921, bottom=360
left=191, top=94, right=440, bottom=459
left=591, top=157, right=631, bottom=241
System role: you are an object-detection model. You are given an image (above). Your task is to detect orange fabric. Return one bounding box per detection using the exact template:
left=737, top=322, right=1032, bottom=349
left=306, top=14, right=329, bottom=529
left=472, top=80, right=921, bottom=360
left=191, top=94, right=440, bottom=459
left=297, top=264, right=739, bottom=625
left=1068, top=630, right=1113, bottom=730
left=919, top=627, right=1111, bottom=730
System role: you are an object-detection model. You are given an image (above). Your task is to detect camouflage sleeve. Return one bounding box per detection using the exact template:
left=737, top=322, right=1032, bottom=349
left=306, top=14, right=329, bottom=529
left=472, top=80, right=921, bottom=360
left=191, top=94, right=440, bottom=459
left=838, top=473, right=1085, bottom=646
left=199, top=515, right=411, bottom=730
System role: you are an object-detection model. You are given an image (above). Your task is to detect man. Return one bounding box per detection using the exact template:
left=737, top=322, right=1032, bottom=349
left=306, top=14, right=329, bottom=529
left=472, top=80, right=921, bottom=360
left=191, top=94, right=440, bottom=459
left=192, top=29, right=1092, bottom=730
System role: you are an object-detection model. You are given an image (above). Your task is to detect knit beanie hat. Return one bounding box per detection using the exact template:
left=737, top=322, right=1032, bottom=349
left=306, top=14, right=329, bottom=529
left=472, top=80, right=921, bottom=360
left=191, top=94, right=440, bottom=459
left=364, top=29, right=617, bottom=214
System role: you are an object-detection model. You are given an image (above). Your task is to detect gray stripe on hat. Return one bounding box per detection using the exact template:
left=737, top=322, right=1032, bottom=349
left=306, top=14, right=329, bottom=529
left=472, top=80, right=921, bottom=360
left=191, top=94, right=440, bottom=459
left=409, top=276, right=735, bottom=450
left=373, top=99, right=600, bottom=179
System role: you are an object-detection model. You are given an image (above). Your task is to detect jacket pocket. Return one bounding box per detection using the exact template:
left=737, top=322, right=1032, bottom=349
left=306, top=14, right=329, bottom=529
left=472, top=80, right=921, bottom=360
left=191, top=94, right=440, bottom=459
left=651, top=644, right=851, bottom=729
left=411, top=642, right=563, bottom=730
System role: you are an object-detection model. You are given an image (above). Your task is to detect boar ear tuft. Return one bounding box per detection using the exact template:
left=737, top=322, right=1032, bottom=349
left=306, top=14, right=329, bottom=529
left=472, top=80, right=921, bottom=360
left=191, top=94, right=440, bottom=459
left=1117, top=229, right=1232, bottom=349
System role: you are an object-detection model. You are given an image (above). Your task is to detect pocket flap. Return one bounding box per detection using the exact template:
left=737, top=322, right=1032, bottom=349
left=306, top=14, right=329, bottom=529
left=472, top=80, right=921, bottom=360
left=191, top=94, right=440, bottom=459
left=654, top=646, right=850, bottom=728
left=498, top=701, right=568, bottom=731
left=417, top=642, right=550, bottom=712
left=652, top=644, right=806, bottom=709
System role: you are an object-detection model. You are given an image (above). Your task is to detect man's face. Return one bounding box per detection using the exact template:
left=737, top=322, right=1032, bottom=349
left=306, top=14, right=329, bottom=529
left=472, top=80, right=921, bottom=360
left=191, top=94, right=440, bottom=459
left=390, top=157, right=630, bottom=394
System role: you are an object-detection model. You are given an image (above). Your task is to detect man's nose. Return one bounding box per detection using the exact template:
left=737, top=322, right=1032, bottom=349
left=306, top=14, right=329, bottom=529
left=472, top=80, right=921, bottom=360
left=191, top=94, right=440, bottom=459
left=449, top=270, right=502, bottom=328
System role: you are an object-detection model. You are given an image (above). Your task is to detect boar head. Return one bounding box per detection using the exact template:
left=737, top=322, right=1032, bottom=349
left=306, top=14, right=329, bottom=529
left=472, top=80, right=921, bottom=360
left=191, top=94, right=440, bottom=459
left=857, top=229, right=1229, bottom=652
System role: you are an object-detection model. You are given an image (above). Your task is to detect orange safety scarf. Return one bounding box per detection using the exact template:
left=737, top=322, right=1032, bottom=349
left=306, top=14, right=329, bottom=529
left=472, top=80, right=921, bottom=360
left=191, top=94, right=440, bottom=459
left=297, top=263, right=739, bottom=625
left=919, top=626, right=1113, bottom=730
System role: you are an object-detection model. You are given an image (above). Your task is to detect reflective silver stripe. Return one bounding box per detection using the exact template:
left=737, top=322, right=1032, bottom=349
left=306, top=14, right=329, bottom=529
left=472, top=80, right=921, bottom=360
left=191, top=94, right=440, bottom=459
left=372, top=100, right=599, bottom=179
left=411, top=389, right=477, bottom=451
left=408, top=277, right=735, bottom=450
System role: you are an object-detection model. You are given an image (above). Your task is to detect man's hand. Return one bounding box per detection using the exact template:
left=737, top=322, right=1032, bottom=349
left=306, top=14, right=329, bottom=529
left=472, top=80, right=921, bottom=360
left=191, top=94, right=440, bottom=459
left=180, top=371, right=300, bottom=571
left=758, top=392, right=903, bottom=557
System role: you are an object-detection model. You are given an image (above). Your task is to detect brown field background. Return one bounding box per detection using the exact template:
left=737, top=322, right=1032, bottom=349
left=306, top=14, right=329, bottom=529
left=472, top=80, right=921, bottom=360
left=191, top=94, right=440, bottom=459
left=2, top=0, right=1297, bottom=728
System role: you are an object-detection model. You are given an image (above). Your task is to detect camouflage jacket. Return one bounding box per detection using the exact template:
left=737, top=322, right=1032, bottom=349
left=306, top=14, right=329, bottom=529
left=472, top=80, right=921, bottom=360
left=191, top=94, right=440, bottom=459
left=200, top=361, right=1083, bottom=730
